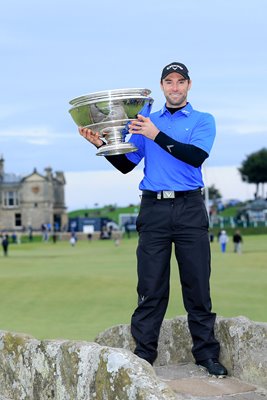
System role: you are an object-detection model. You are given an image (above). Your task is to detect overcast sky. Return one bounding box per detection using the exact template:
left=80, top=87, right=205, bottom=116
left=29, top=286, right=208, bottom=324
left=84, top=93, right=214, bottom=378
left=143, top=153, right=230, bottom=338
left=0, top=0, right=266, bottom=208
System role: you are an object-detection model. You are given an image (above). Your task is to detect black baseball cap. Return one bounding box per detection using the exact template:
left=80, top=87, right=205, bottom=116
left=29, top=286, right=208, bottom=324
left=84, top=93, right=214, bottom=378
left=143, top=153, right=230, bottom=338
left=161, top=62, right=190, bottom=81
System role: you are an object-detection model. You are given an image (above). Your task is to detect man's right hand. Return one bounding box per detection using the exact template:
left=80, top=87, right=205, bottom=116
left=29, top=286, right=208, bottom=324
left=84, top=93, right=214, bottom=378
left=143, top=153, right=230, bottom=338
left=78, top=127, right=104, bottom=148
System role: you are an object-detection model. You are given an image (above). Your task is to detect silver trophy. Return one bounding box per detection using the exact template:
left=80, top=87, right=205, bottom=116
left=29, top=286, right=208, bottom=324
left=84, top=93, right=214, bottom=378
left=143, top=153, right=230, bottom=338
left=69, top=88, right=154, bottom=156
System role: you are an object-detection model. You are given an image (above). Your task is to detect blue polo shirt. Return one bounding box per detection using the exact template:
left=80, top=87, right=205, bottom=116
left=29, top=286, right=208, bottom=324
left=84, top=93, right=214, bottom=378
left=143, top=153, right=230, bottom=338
left=125, top=102, right=216, bottom=191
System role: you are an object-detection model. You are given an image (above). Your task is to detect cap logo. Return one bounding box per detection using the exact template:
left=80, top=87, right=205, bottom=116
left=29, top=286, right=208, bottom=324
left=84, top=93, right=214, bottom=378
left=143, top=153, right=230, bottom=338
left=167, top=64, right=184, bottom=71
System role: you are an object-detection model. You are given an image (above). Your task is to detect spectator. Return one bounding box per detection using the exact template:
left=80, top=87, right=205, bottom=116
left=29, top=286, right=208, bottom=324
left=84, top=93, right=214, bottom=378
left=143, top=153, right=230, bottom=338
left=11, top=232, right=17, bottom=243
left=124, top=221, right=131, bottom=238
left=219, top=230, right=228, bottom=253
left=100, top=226, right=110, bottom=240
left=209, top=231, right=214, bottom=243
left=28, top=226, right=33, bottom=242
left=1, top=234, right=9, bottom=256
left=233, top=230, right=243, bottom=254
left=69, top=231, right=77, bottom=246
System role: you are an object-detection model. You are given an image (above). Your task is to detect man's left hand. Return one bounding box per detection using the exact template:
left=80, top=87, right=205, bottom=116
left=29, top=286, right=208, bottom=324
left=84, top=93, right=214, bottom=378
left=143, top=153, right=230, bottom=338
left=128, top=114, right=159, bottom=140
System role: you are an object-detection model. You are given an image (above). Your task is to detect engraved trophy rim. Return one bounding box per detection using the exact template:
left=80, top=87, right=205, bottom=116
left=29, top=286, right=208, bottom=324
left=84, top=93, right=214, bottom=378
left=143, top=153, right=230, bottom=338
left=69, top=88, right=152, bottom=108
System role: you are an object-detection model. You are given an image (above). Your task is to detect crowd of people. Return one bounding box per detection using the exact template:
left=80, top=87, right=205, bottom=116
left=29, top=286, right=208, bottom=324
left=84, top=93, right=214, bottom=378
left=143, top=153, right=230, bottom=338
left=209, top=229, right=243, bottom=254
left=1, top=226, right=245, bottom=257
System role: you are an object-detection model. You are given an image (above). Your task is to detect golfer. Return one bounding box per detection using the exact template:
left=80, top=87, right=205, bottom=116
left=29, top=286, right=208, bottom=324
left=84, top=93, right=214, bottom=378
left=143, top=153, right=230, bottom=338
left=79, top=62, right=227, bottom=376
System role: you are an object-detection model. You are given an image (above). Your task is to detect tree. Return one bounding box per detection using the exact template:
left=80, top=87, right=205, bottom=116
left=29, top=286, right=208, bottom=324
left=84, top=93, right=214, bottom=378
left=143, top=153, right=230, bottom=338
left=203, top=184, right=222, bottom=200
left=238, top=148, right=267, bottom=198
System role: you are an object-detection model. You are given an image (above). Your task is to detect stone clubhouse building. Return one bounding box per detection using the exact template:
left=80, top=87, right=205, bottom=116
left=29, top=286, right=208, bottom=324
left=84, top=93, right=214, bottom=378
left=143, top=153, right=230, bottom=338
left=0, top=156, right=68, bottom=232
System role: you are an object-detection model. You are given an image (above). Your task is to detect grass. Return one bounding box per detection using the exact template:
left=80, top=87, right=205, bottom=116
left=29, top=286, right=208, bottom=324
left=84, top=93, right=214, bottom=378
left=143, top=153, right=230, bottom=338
left=210, top=235, right=267, bottom=320
left=68, top=205, right=140, bottom=224
left=67, top=204, right=242, bottom=223
left=0, top=235, right=266, bottom=342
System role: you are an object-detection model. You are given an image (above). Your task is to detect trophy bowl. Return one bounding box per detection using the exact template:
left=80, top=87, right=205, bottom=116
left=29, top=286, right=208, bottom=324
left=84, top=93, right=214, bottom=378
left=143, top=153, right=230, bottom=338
left=69, top=88, right=154, bottom=156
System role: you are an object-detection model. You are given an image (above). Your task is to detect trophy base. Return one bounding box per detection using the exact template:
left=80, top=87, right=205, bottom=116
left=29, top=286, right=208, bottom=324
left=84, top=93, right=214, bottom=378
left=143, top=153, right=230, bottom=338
left=96, top=142, right=138, bottom=156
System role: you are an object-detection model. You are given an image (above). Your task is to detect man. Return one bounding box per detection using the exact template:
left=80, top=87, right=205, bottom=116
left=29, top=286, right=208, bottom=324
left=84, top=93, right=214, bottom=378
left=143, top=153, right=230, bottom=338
left=233, top=230, right=243, bottom=253
left=79, top=62, right=227, bottom=376
left=1, top=233, right=9, bottom=256
left=219, top=230, right=229, bottom=253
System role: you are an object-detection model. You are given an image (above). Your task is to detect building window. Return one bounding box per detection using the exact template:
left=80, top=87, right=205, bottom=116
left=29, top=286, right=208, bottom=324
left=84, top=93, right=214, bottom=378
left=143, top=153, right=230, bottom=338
left=3, top=191, right=20, bottom=207
left=15, top=213, right=22, bottom=227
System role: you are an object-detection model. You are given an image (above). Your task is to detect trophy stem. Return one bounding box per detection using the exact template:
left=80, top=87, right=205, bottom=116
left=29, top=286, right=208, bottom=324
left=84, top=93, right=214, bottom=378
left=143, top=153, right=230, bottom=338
left=96, top=125, right=138, bottom=155
left=99, top=126, right=126, bottom=145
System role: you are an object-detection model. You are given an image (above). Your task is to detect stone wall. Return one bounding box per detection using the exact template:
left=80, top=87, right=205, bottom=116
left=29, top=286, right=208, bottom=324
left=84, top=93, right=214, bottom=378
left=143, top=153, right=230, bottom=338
left=96, top=316, right=267, bottom=390
left=0, top=316, right=266, bottom=399
left=0, top=331, right=175, bottom=400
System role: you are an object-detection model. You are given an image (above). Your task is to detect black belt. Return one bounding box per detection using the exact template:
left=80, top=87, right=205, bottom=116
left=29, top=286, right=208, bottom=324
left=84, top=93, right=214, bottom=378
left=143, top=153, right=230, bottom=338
left=142, top=188, right=202, bottom=199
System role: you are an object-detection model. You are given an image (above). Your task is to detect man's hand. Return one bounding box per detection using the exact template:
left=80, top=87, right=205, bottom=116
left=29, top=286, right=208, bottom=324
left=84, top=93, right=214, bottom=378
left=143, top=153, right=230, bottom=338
left=78, top=127, right=104, bottom=148
left=128, top=114, right=160, bottom=140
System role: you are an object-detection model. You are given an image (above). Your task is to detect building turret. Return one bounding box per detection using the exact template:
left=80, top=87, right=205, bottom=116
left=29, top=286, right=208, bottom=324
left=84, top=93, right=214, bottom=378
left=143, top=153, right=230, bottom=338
left=55, top=171, right=66, bottom=184
left=0, top=155, right=4, bottom=181
left=44, top=167, right=53, bottom=181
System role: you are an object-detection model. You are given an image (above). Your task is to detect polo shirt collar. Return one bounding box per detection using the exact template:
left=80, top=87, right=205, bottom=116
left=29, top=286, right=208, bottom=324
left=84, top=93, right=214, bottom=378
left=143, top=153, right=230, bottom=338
left=160, top=102, right=193, bottom=117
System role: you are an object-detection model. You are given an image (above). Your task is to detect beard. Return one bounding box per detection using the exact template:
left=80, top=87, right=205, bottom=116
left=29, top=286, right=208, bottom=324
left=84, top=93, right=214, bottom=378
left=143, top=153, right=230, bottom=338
left=165, top=93, right=187, bottom=108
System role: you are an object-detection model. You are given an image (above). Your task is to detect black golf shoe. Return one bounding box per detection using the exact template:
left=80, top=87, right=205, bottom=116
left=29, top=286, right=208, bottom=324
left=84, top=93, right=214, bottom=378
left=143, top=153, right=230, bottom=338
left=196, top=358, right=228, bottom=377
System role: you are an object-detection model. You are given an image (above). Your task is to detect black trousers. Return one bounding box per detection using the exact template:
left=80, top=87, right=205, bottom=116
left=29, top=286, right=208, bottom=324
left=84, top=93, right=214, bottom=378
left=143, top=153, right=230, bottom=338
left=131, top=190, right=220, bottom=364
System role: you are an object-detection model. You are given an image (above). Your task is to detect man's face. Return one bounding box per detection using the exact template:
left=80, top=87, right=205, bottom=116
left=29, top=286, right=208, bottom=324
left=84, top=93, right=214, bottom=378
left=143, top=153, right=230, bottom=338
left=161, top=72, right=191, bottom=108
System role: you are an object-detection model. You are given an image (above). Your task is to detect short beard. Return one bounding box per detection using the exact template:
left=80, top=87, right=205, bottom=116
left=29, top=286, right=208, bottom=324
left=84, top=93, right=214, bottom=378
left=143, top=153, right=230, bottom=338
left=165, top=94, right=187, bottom=108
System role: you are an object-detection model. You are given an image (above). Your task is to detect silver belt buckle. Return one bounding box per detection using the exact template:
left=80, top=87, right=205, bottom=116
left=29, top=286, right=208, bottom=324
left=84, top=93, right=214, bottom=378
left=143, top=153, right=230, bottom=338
left=163, top=190, right=175, bottom=199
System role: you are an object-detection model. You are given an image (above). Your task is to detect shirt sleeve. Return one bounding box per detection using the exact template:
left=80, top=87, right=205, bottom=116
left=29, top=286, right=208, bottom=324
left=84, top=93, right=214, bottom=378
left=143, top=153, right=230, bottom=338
left=105, top=153, right=137, bottom=174
left=125, top=133, right=145, bottom=165
left=154, top=132, right=208, bottom=167
left=189, top=112, right=216, bottom=155
left=96, top=141, right=137, bottom=174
